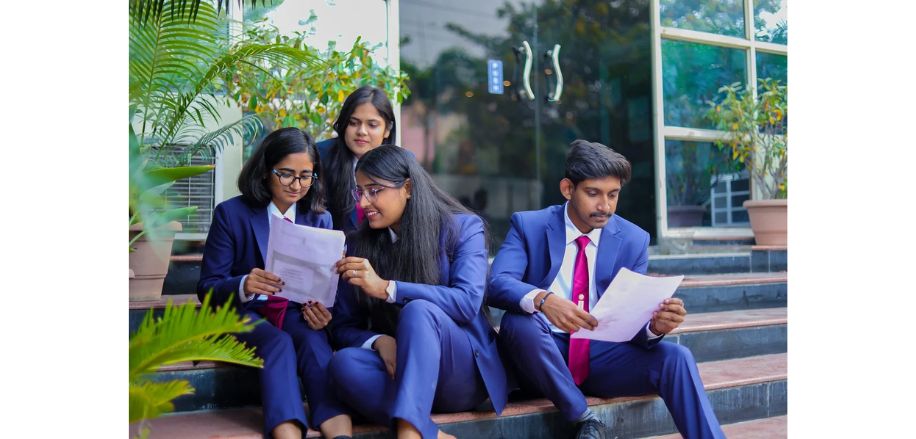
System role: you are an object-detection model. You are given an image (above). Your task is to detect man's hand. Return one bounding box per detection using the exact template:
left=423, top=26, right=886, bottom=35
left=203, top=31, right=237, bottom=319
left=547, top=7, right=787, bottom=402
left=301, top=301, right=332, bottom=330
left=649, top=298, right=687, bottom=335
left=337, top=257, right=390, bottom=300
left=373, top=335, right=397, bottom=378
left=536, top=291, right=598, bottom=333
left=244, top=268, right=283, bottom=296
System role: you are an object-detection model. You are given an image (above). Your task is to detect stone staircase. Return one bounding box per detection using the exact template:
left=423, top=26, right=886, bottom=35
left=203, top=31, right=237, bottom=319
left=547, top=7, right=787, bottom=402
left=129, top=247, right=788, bottom=438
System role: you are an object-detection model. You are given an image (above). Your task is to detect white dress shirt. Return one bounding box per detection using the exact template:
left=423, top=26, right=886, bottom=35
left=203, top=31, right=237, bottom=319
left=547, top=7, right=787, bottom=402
left=519, top=202, right=661, bottom=339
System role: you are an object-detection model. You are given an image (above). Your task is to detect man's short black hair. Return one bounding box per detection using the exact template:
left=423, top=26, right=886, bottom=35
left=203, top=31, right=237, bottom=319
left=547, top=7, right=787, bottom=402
left=564, top=139, right=632, bottom=185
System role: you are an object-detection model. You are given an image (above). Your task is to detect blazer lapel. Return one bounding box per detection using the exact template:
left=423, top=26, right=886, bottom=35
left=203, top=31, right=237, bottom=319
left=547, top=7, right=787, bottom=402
left=250, top=205, right=270, bottom=263
left=595, top=215, right=622, bottom=296
left=542, top=206, right=567, bottom=288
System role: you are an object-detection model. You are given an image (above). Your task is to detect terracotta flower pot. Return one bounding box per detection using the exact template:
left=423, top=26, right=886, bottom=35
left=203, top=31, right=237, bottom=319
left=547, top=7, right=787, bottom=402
left=129, top=221, right=182, bottom=301
left=743, top=199, right=787, bottom=246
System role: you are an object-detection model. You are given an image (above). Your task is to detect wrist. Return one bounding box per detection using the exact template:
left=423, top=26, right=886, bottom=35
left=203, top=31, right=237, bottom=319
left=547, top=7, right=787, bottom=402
left=535, top=291, right=554, bottom=311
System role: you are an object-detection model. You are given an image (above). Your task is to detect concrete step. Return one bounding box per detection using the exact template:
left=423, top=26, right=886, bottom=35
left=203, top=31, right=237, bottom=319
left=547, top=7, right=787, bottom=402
left=131, top=353, right=786, bottom=439
left=641, top=415, right=786, bottom=439
left=648, top=248, right=786, bottom=276
left=134, top=306, right=785, bottom=413
left=673, top=271, right=787, bottom=313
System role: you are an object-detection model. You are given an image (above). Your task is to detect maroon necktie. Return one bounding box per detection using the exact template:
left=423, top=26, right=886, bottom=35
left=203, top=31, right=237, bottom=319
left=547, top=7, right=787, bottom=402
left=568, top=235, right=591, bottom=385
left=254, top=217, right=291, bottom=328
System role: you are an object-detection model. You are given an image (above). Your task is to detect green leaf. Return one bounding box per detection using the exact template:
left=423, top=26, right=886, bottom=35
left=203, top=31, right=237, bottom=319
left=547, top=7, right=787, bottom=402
left=129, top=293, right=262, bottom=382
left=129, top=379, right=194, bottom=423
left=144, top=165, right=214, bottom=185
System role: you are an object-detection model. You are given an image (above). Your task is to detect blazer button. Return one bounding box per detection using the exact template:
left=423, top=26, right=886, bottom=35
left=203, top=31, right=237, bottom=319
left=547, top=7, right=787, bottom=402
left=474, top=350, right=480, bottom=358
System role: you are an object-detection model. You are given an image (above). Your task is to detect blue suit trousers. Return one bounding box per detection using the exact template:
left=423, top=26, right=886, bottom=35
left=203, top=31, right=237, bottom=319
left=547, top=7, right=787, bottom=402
left=330, top=300, right=489, bottom=438
left=235, top=305, right=347, bottom=436
left=498, top=312, right=724, bottom=439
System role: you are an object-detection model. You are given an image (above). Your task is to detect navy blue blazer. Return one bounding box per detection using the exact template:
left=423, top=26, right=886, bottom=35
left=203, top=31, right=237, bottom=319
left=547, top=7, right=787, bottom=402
left=197, top=195, right=334, bottom=308
left=330, top=213, right=509, bottom=414
left=487, top=204, right=657, bottom=347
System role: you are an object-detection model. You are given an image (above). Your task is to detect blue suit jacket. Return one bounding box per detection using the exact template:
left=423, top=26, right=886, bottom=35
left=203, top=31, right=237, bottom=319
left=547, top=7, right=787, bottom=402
left=197, top=195, right=334, bottom=308
left=487, top=204, right=657, bottom=347
left=330, top=213, right=509, bottom=414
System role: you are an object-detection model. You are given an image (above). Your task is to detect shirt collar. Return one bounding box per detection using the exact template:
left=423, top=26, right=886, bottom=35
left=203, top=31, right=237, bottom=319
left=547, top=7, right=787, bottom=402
left=388, top=227, right=399, bottom=243
left=268, top=201, right=297, bottom=223
left=563, top=201, right=602, bottom=247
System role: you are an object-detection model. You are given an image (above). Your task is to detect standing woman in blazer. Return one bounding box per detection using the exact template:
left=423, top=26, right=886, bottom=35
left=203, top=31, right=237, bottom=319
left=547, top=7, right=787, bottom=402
left=197, top=127, right=353, bottom=439
left=328, top=145, right=508, bottom=439
left=317, top=86, right=396, bottom=234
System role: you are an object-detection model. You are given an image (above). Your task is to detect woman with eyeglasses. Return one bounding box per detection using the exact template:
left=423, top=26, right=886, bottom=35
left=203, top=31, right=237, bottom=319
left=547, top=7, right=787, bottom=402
left=328, top=145, right=508, bottom=439
left=197, top=127, right=353, bottom=439
left=317, top=86, right=397, bottom=234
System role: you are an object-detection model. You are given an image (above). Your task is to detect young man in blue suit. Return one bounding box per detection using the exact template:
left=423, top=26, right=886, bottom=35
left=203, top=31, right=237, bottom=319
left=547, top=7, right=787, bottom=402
left=488, top=140, right=724, bottom=439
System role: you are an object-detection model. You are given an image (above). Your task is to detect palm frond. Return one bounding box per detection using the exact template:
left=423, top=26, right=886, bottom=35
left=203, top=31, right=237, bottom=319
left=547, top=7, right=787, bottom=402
left=157, top=43, right=323, bottom=146
left=129, top=379, right=194, bottom=423
left=129, top=293, right=262, bottom=381
left=130, top=0, right=274, bottom=26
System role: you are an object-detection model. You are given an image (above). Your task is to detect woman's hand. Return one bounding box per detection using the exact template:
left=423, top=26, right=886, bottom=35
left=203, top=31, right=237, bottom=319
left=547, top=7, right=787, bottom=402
left=336, top=257, right=390, bottom=300
left=301, top=301, right=333, bottom=330
left=244, top=268, right=283, bottom=296
left=373, top=335, right=397, bottom=379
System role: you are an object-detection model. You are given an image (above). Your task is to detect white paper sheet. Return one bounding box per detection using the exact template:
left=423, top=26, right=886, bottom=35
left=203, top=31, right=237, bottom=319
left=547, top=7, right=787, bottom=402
left=570, top=268, right=684, bottom=342
left=264, top=215, right=345, bottom=307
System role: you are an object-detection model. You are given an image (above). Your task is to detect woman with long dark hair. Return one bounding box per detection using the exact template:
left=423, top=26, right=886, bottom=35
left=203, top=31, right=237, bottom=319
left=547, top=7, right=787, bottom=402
left=197, top=127, right=353, bottom=439
left=328, top=145, right=508, bottom=439
left=317, top=85, right=396, bottom=233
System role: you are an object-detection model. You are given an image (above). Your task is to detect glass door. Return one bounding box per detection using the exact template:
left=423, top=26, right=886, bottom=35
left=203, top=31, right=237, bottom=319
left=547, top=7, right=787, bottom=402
left=400, top=0, right=657, bottom=251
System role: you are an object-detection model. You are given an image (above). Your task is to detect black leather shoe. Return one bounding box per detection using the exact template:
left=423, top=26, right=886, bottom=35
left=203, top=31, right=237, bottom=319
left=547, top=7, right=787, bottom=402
left=575, top=418, right=610, bottom=439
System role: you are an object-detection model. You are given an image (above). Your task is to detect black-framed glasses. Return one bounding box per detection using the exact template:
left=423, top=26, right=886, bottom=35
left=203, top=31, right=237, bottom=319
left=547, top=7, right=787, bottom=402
left=272, top=169, right=318, bottom=187
left=352, top=180, right=406, bottom=203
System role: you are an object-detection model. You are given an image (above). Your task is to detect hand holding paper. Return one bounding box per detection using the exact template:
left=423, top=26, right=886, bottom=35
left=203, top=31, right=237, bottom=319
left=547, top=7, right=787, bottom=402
left=571, top=268, right=684, bottom=342
left=264, top=215, right=346, bottom=307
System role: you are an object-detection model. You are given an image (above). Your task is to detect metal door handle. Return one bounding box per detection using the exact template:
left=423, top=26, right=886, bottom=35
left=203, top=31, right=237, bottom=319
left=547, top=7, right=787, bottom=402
left=515, top=41, right=534, bottom=101
left=545, top=44, right=563, bottom=102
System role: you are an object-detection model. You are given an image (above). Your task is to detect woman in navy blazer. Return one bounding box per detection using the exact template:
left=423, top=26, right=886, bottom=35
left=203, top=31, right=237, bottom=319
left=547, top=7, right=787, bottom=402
left=317, top=86, right=397, bottom=234
left=197, top=127, right=352, bottom=439
left=328, top=145, right=508, bottom=439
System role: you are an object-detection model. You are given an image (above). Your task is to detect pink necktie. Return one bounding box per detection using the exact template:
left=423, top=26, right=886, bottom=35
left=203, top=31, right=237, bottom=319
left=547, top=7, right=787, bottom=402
left=255, top=217, right=292, bottom=328
left=568, top=235, right=591, bottom=385
left=356, top=203, right=365, bottom=224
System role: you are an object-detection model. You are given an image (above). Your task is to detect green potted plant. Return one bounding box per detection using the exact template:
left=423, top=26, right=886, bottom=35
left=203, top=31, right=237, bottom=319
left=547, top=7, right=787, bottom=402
left=128, top=0, right=319, bottom=300
left=706, top=78, right=787, bottom=245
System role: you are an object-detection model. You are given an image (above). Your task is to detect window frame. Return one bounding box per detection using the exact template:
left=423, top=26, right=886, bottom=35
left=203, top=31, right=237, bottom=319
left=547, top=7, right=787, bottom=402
left=650, top=0, right=787, bottom=239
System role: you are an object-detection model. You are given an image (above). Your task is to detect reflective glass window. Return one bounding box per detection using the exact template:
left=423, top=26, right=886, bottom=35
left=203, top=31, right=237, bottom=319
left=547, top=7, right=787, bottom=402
left=660, top=0, right=745, bottom=37
left=756, top=51, right=787, bottom=85
left=662, top=40, right=747, bottom=129
left=754, top=0, right=788, bottom=44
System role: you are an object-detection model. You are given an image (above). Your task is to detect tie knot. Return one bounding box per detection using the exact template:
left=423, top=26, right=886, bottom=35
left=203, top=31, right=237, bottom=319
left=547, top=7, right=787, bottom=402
left=575, top=235, right=590, bottom=250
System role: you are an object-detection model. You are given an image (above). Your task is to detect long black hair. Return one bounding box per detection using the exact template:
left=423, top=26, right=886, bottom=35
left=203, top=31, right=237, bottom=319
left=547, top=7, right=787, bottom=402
left=325, top=86, right=397, bottom=229
left=350, top=145, right=475, bottom=332
left=237, top=127, right=325, bottom=213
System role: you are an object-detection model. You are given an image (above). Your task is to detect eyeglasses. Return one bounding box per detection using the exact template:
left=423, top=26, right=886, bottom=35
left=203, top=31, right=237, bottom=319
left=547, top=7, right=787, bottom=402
left=272, top=169, right=318, bottom=187
left=351, top=181, right=406, bottom=203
